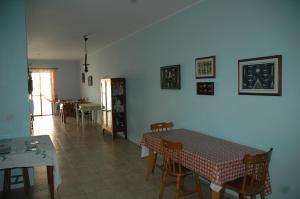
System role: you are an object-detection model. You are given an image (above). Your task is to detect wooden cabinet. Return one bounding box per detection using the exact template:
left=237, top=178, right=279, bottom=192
left=100, top=78, right=127, bottom=139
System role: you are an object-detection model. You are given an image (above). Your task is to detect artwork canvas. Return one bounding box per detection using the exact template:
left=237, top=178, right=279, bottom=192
left=197, top=82, right=214, bottom=95
left=160, top=65, right=181, bottom=89
left=195, top=56, right=216, bottom=78
left=238, top=55, right=282, bottom=96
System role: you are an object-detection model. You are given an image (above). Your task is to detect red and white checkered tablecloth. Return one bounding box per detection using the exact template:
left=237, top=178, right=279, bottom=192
left=140, top=129, right=271, bottom=195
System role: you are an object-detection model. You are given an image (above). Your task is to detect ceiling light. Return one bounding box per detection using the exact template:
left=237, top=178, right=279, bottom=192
left=83, top=35, right=90, bottom=73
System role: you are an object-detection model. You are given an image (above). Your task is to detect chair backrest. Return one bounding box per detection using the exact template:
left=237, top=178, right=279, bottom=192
left=62, top=103, right=76, bottom=116
left=241, top=148, right=273, bottom=193
left=160, top=139, right=183, bottom=175
left=78, top=98, right=89, bottom=103
left=150, top=122, right=174, bottom=132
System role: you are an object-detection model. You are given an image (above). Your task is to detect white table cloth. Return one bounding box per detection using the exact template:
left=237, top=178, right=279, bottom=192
left=0, top=135, right=61, bottom=189
left=76, top=103, right=102, bottom=125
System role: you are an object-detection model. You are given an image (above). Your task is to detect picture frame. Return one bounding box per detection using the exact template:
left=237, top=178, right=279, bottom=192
left=195, top=56, right=216, bottom=79
left=196, top=82, right=214, bottom=95
left=238, top=55, right=282, bottom=96
left=88, top=75, right=93, bottom=86
left=82, top=73, right=85, bottom=83
left=160, top=65, right=181, bottom=89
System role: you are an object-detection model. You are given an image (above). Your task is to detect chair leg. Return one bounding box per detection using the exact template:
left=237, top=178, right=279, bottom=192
left=250, top=195, right=256, bottom=199
left=145, top=151, right=157, bottom=181
left=241, top=193, right=247, bottom=199
left=153, top=152, right=157, bottom=174
left=63, top=112, right=66, bottom=123
left=159, top=171, right=167, bottom=199
left=180, top=176, right=184, bottom=190
left=22, top=167, right=30, bottom=193
left=194, top=174, right=203, bottom=199
left=219, top=188, right=225, bottom=199
left=239, top=193, right=245, bottom=199
left=3, top=169, right=11, bottom=194
left=260, top=193, right=265, bottom=199
left=60, top=110, right=64, bottom=122
left=175, top=176, right=181, bottom=199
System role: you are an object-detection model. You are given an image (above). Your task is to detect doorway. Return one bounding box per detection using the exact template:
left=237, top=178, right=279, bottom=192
left=31, top=69, right=56, bottom=116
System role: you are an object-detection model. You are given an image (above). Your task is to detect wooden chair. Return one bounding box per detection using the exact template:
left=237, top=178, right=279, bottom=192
left=159, top=139, right=202, bottom=199
left=3, top=167, right=30, bottom=195
left=221, top=148, right=273, bottom=199
left=60, top=103, right=75, bottom=123
left=151, top=122, right=174, bottom=132
left=150, top=122, right=174, bottom=173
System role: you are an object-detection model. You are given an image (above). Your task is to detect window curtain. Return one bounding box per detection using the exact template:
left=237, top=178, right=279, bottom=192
left=29, top=68, right=57, bottom=102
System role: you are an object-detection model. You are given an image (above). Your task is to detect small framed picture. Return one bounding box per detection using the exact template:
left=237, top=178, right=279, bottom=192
left=160, top=65, right=181, bottom=89
left=197, top=82, right=214, bottom=95
left=82, top=73, right=85, bottom=83
left=238, top=55, right=282, bottom=96
left=88, top=75, right=93, bottom=86
left=195, top=56, right=216, bottom=79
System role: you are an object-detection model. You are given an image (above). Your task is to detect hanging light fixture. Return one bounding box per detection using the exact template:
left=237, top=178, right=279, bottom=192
left=83, top=35, right=90, bottom=73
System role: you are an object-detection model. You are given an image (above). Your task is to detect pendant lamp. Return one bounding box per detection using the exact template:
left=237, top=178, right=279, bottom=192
left=83, top=35, right=90, bottom=72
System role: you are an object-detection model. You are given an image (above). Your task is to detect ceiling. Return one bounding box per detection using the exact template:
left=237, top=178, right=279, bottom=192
left=26, top=0, right=201, bottom=61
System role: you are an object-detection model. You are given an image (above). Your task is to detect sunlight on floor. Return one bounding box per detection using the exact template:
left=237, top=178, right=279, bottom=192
left=33, top=115, right=55, bottom=135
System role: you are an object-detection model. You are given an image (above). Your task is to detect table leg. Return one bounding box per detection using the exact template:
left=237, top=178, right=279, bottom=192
left=76, top=109, right=79, bottom=124
left=211, top=190, right=220, bottom=199
left=81, top=110, right=84, bottom=126
left=91, top=110, right=95, bottom=123
left=94, top=110, right=98, bottom=124
left=145, top=149, right=157, bottom=181
left=47, top=166, right=54, bottom=199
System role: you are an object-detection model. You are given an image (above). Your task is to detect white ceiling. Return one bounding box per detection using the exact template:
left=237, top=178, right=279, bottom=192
left=26, top=0, right=201, bottom=61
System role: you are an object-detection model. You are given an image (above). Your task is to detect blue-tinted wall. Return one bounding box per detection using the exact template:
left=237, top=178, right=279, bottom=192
left=0, top=0, right=29, bottom=138
left=0, top=0, right=30, bottom=191
left=82, top=0, right=300, bottom=198
left=29, top=59, right=81, bottom=100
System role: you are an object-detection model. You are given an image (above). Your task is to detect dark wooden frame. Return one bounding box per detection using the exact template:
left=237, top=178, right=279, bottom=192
left=197, top=82, right=214, bottom=95
left=195, top=56, right=216, bottom=79
left=238, top=55, right=282, bottom=96
left=160, top=65, right=181, bottom=89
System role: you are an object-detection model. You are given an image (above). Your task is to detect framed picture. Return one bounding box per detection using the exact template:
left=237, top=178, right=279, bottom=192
left=197, top=82, right=214, bottom=95
left=195, top=56, right=216, bottom=79
left=238, top=55, right=282, bottom=96
left=82, top=73, right=85, bottom=83
left=160, top=65, right=181, bottom=89
left=88, top=75, right=93, bottom=86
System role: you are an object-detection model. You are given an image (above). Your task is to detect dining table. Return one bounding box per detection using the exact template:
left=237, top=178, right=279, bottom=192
left=75, top=103, right=102, bottom=125
left=140, top=129, right=271, bottom=199
left=0, top=135, right=61, bottom=199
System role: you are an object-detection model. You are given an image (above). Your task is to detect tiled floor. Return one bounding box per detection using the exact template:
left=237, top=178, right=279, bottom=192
left=1, top=116, right=235, bottom=199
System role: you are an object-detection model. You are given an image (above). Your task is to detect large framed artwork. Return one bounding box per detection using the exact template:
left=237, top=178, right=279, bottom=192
left=238, top=55, right=282, bottom=96
left=160, top=65, right=181, bottom=89
left=195, top=56, right=216, bottom=79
